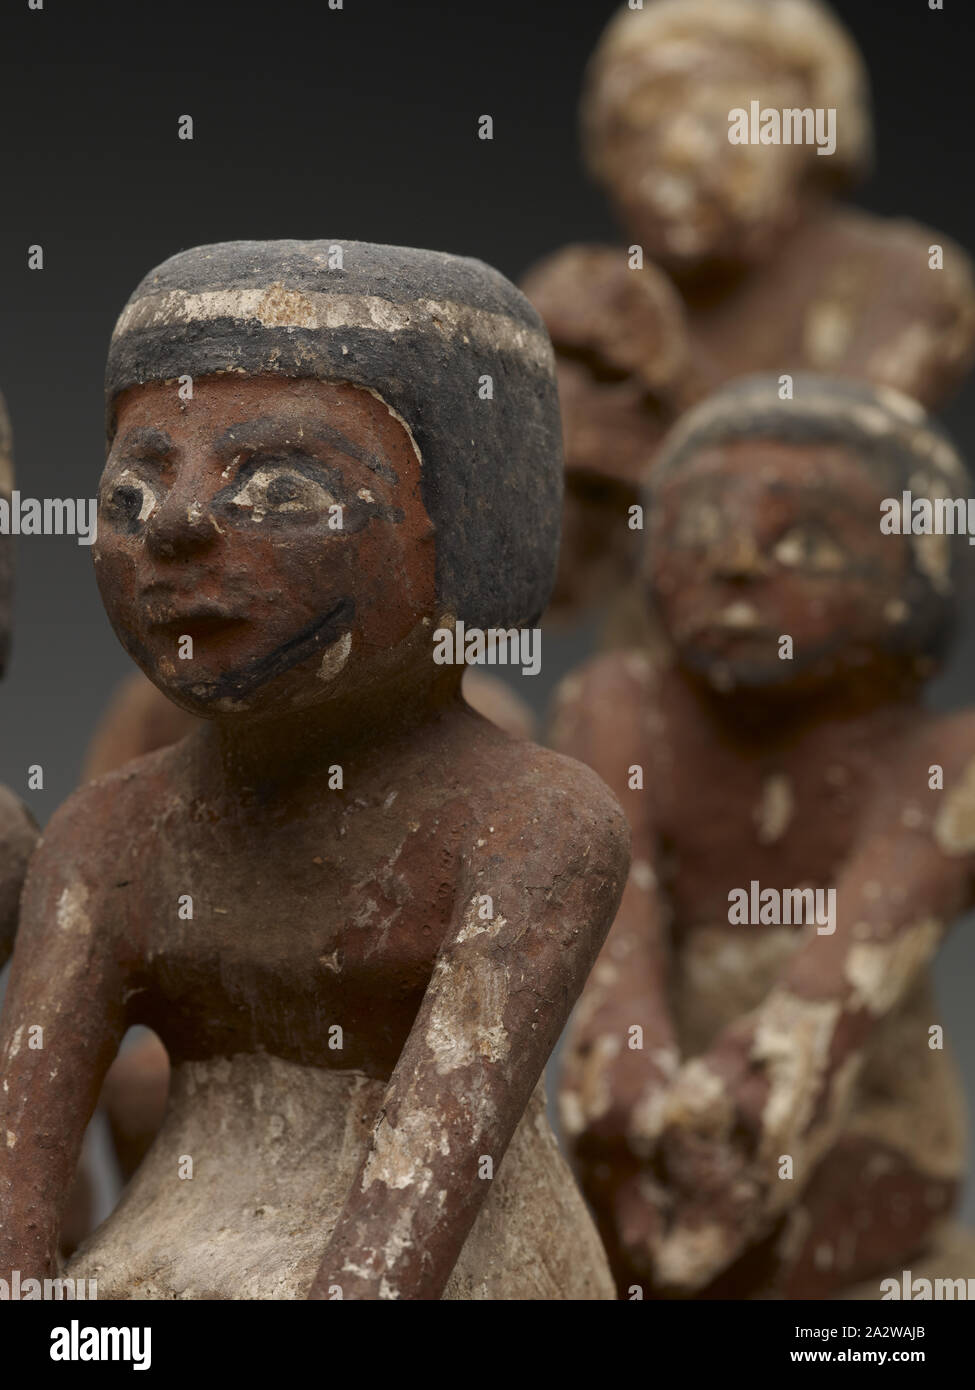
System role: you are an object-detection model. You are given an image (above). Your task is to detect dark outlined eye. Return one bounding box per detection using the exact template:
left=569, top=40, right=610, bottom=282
left=229, top=465, right=337, bottom=520
left=106, top=469, right=159, bottom=526
left=774, top=524, right=846, bottom=572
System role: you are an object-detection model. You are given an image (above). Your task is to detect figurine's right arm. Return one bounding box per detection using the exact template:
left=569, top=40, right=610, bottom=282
left=551, top=655, right=678, bottom=1157
left=0, top=800, right=129, bottom=1278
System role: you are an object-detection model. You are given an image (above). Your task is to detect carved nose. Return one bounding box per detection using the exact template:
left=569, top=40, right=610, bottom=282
left=713, top=532, right=767, bottom=580
left=145, top=496, right=219, bottom=560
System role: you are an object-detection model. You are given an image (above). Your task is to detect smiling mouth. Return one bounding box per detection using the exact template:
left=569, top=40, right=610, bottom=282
left=154, top=595, right=356, bottom=703
left=154, top=614, right=250, bottom=643
left=147, top=603, right=249, bottom=644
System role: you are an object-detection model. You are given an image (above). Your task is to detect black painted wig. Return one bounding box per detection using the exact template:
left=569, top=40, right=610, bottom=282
left=105, top=240, right=564, bottom=630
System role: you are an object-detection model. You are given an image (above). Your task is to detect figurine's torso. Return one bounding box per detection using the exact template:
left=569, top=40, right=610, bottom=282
left=64, top=709, right=617, bottom=1299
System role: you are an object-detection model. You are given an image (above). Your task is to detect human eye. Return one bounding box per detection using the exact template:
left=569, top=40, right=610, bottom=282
left=773, top=522, right=847, bottom=572
left=103, top=467, right=160, bottom=527
left=228, top=460, right=337, bottom=522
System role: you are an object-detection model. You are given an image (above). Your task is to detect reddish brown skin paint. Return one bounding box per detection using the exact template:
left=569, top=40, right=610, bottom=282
left=554, top=436, right=975, bottom=1298
left=0, top=374, right=628, bottom=1299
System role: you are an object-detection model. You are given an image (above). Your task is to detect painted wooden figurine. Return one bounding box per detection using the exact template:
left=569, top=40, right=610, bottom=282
left=85, top=671, right=535, bottom=1188
left=523, top=0, right=975, bottom=617
left=0, top=241, right=627, bottom=1300
left=555, top=374, right=975, bottom=1298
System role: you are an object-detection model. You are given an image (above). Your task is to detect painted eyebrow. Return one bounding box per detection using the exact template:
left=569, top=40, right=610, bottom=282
left=114, top=427, right=177, bottom=457
left=212, top=418, right=398, bottom=483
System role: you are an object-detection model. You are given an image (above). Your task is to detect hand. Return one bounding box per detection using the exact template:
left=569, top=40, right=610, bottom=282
left=561, top=1023, right=680, bottom=1162
left=634, top=1000, right=838, bottom=1293
left=631, top=1027, right=776, bottom=1292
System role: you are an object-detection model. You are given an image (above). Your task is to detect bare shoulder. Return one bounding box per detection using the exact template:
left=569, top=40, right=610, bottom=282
left=549, top=648, right=666, bottom=761
left=24, top=744, right=179, bottom=912
left=468, top=728, right=631, bottom=891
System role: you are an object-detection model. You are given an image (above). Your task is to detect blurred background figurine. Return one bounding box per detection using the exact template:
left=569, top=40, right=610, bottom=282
left=554, top=375, right=975, bottom=1298
left=523, top=0, right=975, bottom=622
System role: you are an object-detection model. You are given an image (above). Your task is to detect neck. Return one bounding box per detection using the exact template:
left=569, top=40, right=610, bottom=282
left=682, top=657, right=926, bottom=745
left=663, top=194, right=830, bottom=302
left=190, top=658, right=463, bottom=796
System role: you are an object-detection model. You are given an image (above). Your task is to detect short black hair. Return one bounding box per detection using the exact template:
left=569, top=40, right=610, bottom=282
left=106, top=240, right=564, bottom=630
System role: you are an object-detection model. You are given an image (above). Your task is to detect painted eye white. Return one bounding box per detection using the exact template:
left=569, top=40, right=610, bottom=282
left=774, top=526, right=846, bottom=572
left=114, top=469, right=158, bottom=524
left=230, top=466, right=336, bottom=523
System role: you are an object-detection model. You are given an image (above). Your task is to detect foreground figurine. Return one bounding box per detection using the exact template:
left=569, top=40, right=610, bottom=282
left=85, top=669, right=536, bottom=1189
left=0, top=240, right=627, bottom=1300
left=525, top=0, right=975, bottom=617
left=555, top=375, right=975, bottom=1298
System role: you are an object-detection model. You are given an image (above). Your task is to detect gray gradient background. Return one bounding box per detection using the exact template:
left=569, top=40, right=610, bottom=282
left=1, top=0, right=974, bottom=1222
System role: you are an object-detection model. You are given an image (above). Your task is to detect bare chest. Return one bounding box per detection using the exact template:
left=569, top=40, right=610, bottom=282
left=126, top=795, right=467, bottom=1070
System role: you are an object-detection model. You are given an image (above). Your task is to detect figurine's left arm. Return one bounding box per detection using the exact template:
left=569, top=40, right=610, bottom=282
left=309, top=769, right=629, bottom=1300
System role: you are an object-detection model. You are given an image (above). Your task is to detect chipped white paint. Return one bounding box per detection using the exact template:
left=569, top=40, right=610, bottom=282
left=318, top=631, right=352, bottom=684
left=361, top=1107, right=448, bottom=1195
left=934, top=756, right=975, bottom=856
left=631, top=859, right=656, bottom=892
left=454, top=896, right=506, bottom=944
left=717, top=600, right=762, bottom=629
left=754, top=773, right=795, bottom=845
left=845, top=918, right=942, bottom=1015
left=425, top=952, right=510, bottom=1073
left=559, top=1089, right=585, bottom=1137
left=653, top=1221, right=738, bottom=1292
left=664, top=1058, right=734, bottom=1131
left=57, top=879, right=91, bottom=936
left=5, top=1130, right=16, bottom=1148
left=751, top=992, right=842, bottom=1152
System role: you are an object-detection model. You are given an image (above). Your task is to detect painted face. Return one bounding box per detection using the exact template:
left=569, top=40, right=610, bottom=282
left=647, top=438, right=925, bottom=692
left=589, top=48, right=808, bottom=269
left=94, top=376, right=437, bottom=718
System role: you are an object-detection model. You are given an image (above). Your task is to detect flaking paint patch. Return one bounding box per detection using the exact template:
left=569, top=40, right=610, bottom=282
left=425, top=953, right=510, bottom=1074
left=361, top=1107, right=448, bottom=1194
left=455, top=894, right=506, bottom=944
left=754, top=774, right=795, bottom=845
left=751, top=992, right=842, bottom=1152
left=653, top=1221, right=738, bottom=1292
left=318, top=631, right=352, bottom=683
left=559, top=1089, right=585, bottom=1137
left=934, top=757, right=975, bottom=855
left=844, top=918, right=942, bottom=1015
left=57, top=880, right=91, bottom=936
left=664, top=1058, right=734, bottom=1134
left=575, top=1033, right=622, bottom=1124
